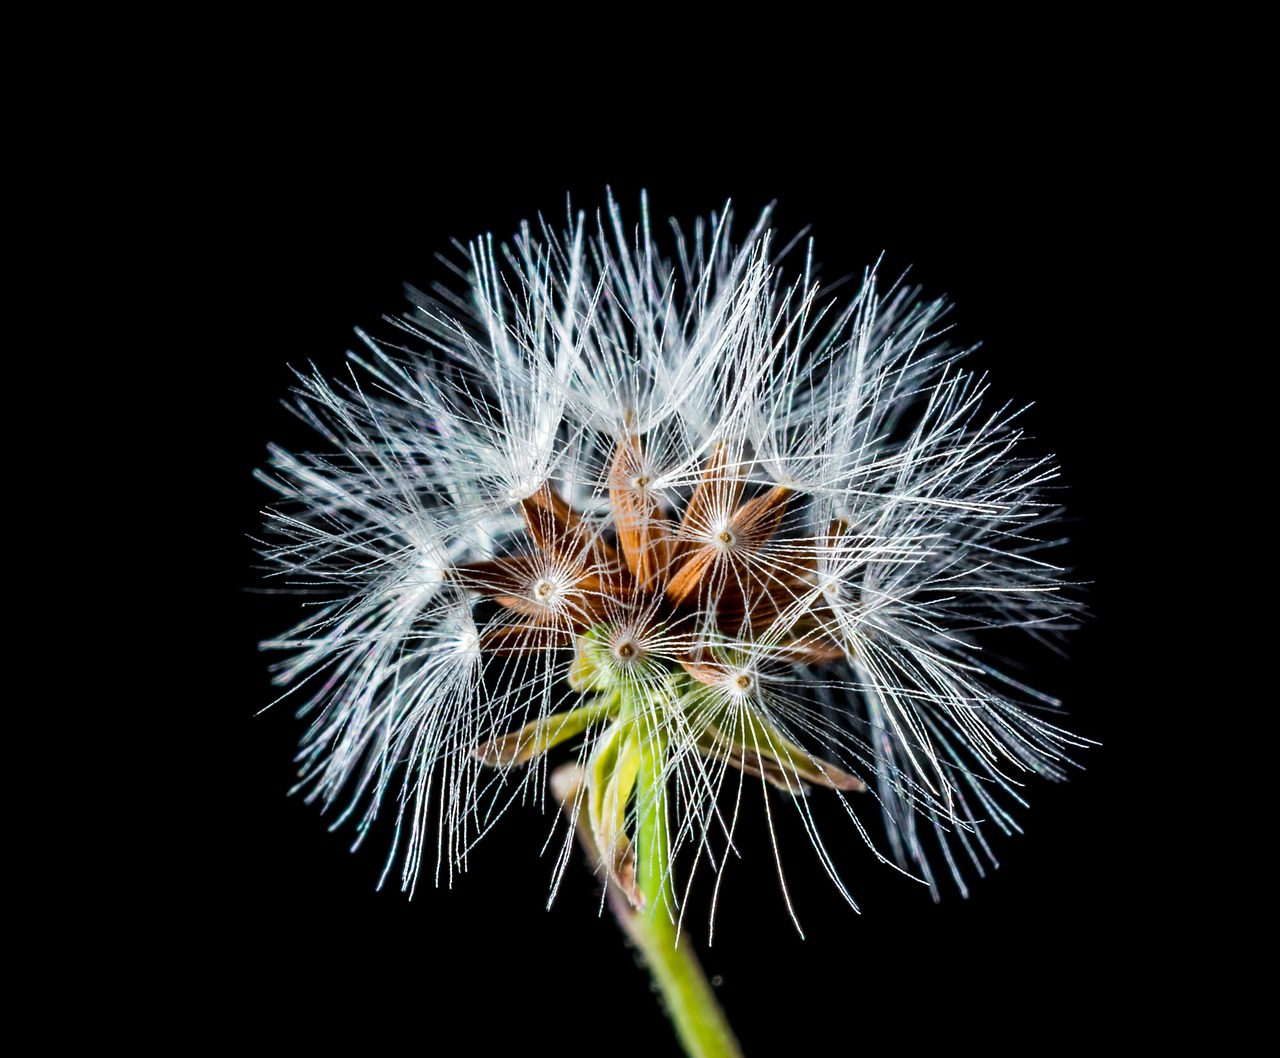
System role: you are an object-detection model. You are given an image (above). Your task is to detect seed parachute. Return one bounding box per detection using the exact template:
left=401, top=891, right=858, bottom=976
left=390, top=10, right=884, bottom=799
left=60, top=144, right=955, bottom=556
left=257, top=192, right=1085, bottom=931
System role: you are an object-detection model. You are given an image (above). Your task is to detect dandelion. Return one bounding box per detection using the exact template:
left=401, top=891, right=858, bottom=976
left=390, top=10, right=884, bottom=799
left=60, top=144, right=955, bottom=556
left=256, top=191, right=1085, bottom=1058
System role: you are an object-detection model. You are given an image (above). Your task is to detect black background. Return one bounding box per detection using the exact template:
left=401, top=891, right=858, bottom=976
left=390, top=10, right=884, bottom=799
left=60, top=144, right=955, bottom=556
left=218, top=127, right=1144, bottom=1049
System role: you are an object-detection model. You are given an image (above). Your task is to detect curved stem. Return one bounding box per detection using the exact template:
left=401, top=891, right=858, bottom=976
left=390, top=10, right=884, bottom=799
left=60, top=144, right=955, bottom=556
left=628, top=718, right=744, bottom=1058
left=635, top=715, right=674, bottom=915
left=550, top=701, right=744, bottom=1058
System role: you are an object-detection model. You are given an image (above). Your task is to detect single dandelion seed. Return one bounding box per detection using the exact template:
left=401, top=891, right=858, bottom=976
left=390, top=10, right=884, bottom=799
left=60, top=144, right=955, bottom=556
left=256, top=190, right=1086, bottom=1058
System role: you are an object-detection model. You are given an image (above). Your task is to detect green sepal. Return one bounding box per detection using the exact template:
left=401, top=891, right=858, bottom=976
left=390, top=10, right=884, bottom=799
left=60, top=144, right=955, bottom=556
left=682, top=685, right=865, bottom=794
left=474, top=697, right=618, bottom=767
left=586, top=718, right=643, bottom=906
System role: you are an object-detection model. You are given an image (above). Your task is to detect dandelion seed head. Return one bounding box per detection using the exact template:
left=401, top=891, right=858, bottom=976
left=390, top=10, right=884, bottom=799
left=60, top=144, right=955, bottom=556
left=257, top=190, right=1086, bottom=920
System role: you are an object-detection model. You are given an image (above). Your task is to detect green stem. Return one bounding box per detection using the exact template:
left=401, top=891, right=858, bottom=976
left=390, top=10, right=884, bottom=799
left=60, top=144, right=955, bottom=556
left=636, top=718, right=673, bottom=915
left=620, top=715, right=743, bottom=1058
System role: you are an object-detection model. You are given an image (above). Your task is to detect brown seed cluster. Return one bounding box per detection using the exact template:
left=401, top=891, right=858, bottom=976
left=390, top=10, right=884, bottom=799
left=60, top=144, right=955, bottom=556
left=459, top=436, right=847, bottom=680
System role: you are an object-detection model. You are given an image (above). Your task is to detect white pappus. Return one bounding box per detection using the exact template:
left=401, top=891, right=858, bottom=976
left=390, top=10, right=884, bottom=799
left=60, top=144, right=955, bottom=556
left=256, top=190, right=1086, bottom=931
